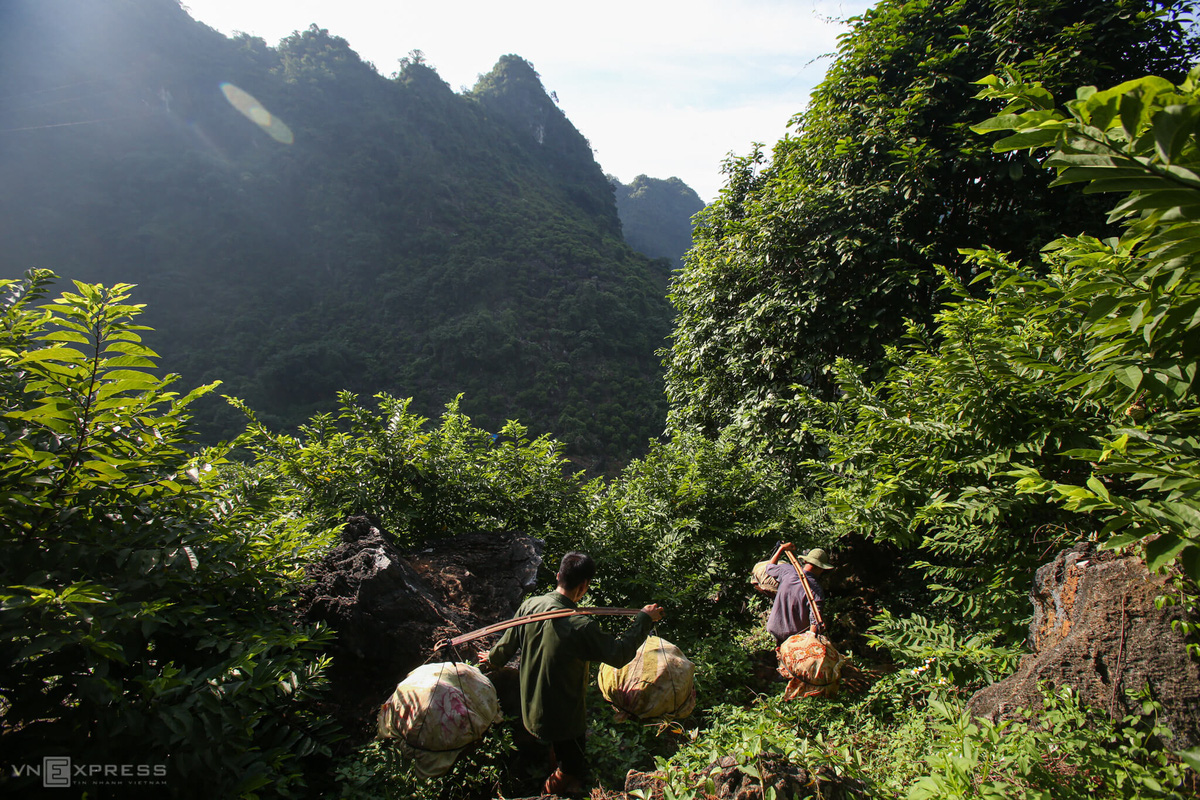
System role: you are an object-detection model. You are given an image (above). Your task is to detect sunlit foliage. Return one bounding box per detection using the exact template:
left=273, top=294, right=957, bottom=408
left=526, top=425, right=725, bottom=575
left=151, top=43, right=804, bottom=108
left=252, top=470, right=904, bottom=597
left=0, top=270, right=334, bottom=797
left=666, top=0, right=1199, bottom=459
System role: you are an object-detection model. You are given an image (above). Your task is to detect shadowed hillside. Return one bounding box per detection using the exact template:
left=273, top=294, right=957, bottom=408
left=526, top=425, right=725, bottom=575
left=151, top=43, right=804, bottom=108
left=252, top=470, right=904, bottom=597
left=0, top=0, right=673, bottom=472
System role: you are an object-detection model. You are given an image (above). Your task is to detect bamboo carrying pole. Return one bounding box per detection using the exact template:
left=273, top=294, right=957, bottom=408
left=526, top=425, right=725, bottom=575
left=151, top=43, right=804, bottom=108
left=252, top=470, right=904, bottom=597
left=785, top=550, right=825, bottom=631
left=433, top=606, right=643, bottom=652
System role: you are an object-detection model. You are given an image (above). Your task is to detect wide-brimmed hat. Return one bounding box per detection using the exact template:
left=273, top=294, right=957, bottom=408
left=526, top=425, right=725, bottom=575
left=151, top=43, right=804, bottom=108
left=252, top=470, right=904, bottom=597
left=802, top=548, right=833, bottom=570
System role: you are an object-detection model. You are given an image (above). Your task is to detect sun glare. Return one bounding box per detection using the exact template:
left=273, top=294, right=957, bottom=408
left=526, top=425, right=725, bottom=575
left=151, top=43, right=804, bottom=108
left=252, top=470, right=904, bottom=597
left=219, top=82, right=294, bottom=144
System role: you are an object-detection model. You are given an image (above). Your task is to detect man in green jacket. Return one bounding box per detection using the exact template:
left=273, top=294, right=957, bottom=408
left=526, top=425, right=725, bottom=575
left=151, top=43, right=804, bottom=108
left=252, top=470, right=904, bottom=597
left=482, top=551, right=664, bottom=796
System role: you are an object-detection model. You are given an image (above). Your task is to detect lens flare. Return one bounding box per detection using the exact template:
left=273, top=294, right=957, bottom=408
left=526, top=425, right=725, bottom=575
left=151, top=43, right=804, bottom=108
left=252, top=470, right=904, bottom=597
left=220, top=82, right=293, bottom=144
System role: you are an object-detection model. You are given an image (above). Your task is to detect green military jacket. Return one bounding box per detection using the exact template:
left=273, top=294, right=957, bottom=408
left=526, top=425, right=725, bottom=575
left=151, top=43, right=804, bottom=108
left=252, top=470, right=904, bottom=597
left=485, top=590, right=653, bottom=741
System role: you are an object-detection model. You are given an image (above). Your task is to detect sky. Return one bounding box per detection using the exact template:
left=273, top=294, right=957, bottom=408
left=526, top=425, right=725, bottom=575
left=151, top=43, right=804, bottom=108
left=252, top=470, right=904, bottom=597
left=181, top=0, right=876, bottom=202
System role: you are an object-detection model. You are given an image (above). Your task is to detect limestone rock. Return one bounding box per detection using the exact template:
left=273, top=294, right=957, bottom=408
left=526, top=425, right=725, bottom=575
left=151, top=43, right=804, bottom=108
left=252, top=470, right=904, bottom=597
left=968, top=543, right=1200, bottom=747
left=298, top=516, right=543, bottom=741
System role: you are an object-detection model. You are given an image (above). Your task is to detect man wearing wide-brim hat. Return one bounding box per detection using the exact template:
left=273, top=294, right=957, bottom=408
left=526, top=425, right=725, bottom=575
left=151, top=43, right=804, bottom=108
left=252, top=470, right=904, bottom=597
left=762, top=543, right=833, bottom=644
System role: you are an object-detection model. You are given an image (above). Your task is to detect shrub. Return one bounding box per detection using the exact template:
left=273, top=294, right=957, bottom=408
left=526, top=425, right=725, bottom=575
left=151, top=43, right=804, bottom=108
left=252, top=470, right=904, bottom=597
left=910, top=687, right=1196, bottom=799
left=0, top=271, right=335, bottom=798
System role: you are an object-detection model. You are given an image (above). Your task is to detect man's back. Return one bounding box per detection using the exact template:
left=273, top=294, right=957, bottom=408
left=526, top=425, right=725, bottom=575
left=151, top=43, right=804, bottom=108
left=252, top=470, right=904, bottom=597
left=488, top=590, right=652, bottom=741
left=763, top=562, right=826, bottom=643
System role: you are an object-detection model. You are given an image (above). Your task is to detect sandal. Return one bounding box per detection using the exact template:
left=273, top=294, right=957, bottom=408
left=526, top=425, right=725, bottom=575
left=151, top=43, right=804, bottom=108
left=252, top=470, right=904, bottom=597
left=542, top=767, right=585, bottom=797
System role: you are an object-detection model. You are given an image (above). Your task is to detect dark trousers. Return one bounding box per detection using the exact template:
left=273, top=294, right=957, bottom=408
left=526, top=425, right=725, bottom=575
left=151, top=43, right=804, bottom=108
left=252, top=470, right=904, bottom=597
left=515, top=727, right=589, bottom=786
left=548, top=734, right=588, bottom=779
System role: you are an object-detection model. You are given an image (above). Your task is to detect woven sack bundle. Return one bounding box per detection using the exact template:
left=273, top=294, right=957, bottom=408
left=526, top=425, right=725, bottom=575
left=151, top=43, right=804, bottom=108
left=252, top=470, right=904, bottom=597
left=377, top=662, right=502, bottom=777
left=750, top=560, right=780, bottom=595
left=777, top=631, right=845, bottom=700
left=597, top=636, right=696, bottom=723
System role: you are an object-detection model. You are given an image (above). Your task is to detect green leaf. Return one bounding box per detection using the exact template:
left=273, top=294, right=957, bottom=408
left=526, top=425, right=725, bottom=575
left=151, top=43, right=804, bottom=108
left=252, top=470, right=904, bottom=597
left=1084, top=177, right=1200, bottom=193
left=102, top=341, right=159, bottom=357
left=19, top=346, right=86, bottom=363
left=1116, top=366, right=1143, bottom=391
left=81, top=460, right=126, bottom=480
left=1119, top=91, right=1147, bottom=140
left=98, top=378, right=160, bottom=396
left=1164, top=501, right=1200, bottom=531
left=1173, top=747, right=1200, bottom=777
left=102, top=355, right=158, bottom=369
left=991, top=129, right=1060, bottom=151
left=41, top=330, right=93, bottom=345
left=1145, top=534, right=1190, bottom=573
left=1180, top=547, right=1200, bottom=585
left=1153, top=105, right=1200, bottom=163
left=98, top=369, right=159, bottom=383
left=1086, top=477, right=1111, bottom=502
left=1102, top=532, right=1143, bottom=550
left=970, top=113, right=1031, bottom=132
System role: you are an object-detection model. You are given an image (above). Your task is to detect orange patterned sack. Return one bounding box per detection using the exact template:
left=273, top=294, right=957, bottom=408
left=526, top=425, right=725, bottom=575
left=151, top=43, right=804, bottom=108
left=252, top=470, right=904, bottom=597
left=777, top=631, right=845, bottom=700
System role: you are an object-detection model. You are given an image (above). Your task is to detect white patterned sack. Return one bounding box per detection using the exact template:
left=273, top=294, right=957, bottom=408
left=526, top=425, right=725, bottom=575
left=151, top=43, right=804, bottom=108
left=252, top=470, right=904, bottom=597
left=750, top=560, right=780, bottom=595
left=377, top=662, right=503, bottom=777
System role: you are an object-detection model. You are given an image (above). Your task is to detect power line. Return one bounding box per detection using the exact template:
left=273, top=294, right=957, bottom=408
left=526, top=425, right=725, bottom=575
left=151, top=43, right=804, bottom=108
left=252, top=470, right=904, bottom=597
left=0, top=70, right=140, bottom=102
left=0, top=109, right=166, bottom=134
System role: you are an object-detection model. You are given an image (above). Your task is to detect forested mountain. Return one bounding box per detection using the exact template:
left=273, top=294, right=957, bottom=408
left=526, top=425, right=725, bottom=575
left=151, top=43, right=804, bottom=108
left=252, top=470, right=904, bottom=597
left=0, top=0, right=672, bottom=471
left=611, top=175, right=705, bottom=268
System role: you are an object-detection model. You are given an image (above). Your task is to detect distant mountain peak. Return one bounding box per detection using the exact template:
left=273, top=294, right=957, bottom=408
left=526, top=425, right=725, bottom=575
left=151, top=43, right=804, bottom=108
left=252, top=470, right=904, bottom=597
left=471, top=55, right=559, bottom=146
left=612, top=175, right=705, bottom=268
left=0, top=5, right=667, bottom=471
left=472, top=54, right=617, bottom=226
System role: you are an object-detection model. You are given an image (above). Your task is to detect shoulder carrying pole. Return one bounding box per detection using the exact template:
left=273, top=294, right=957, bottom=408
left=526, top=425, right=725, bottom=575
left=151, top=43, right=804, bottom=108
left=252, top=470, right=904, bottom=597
left=433, top=606, right=643, bottom=652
